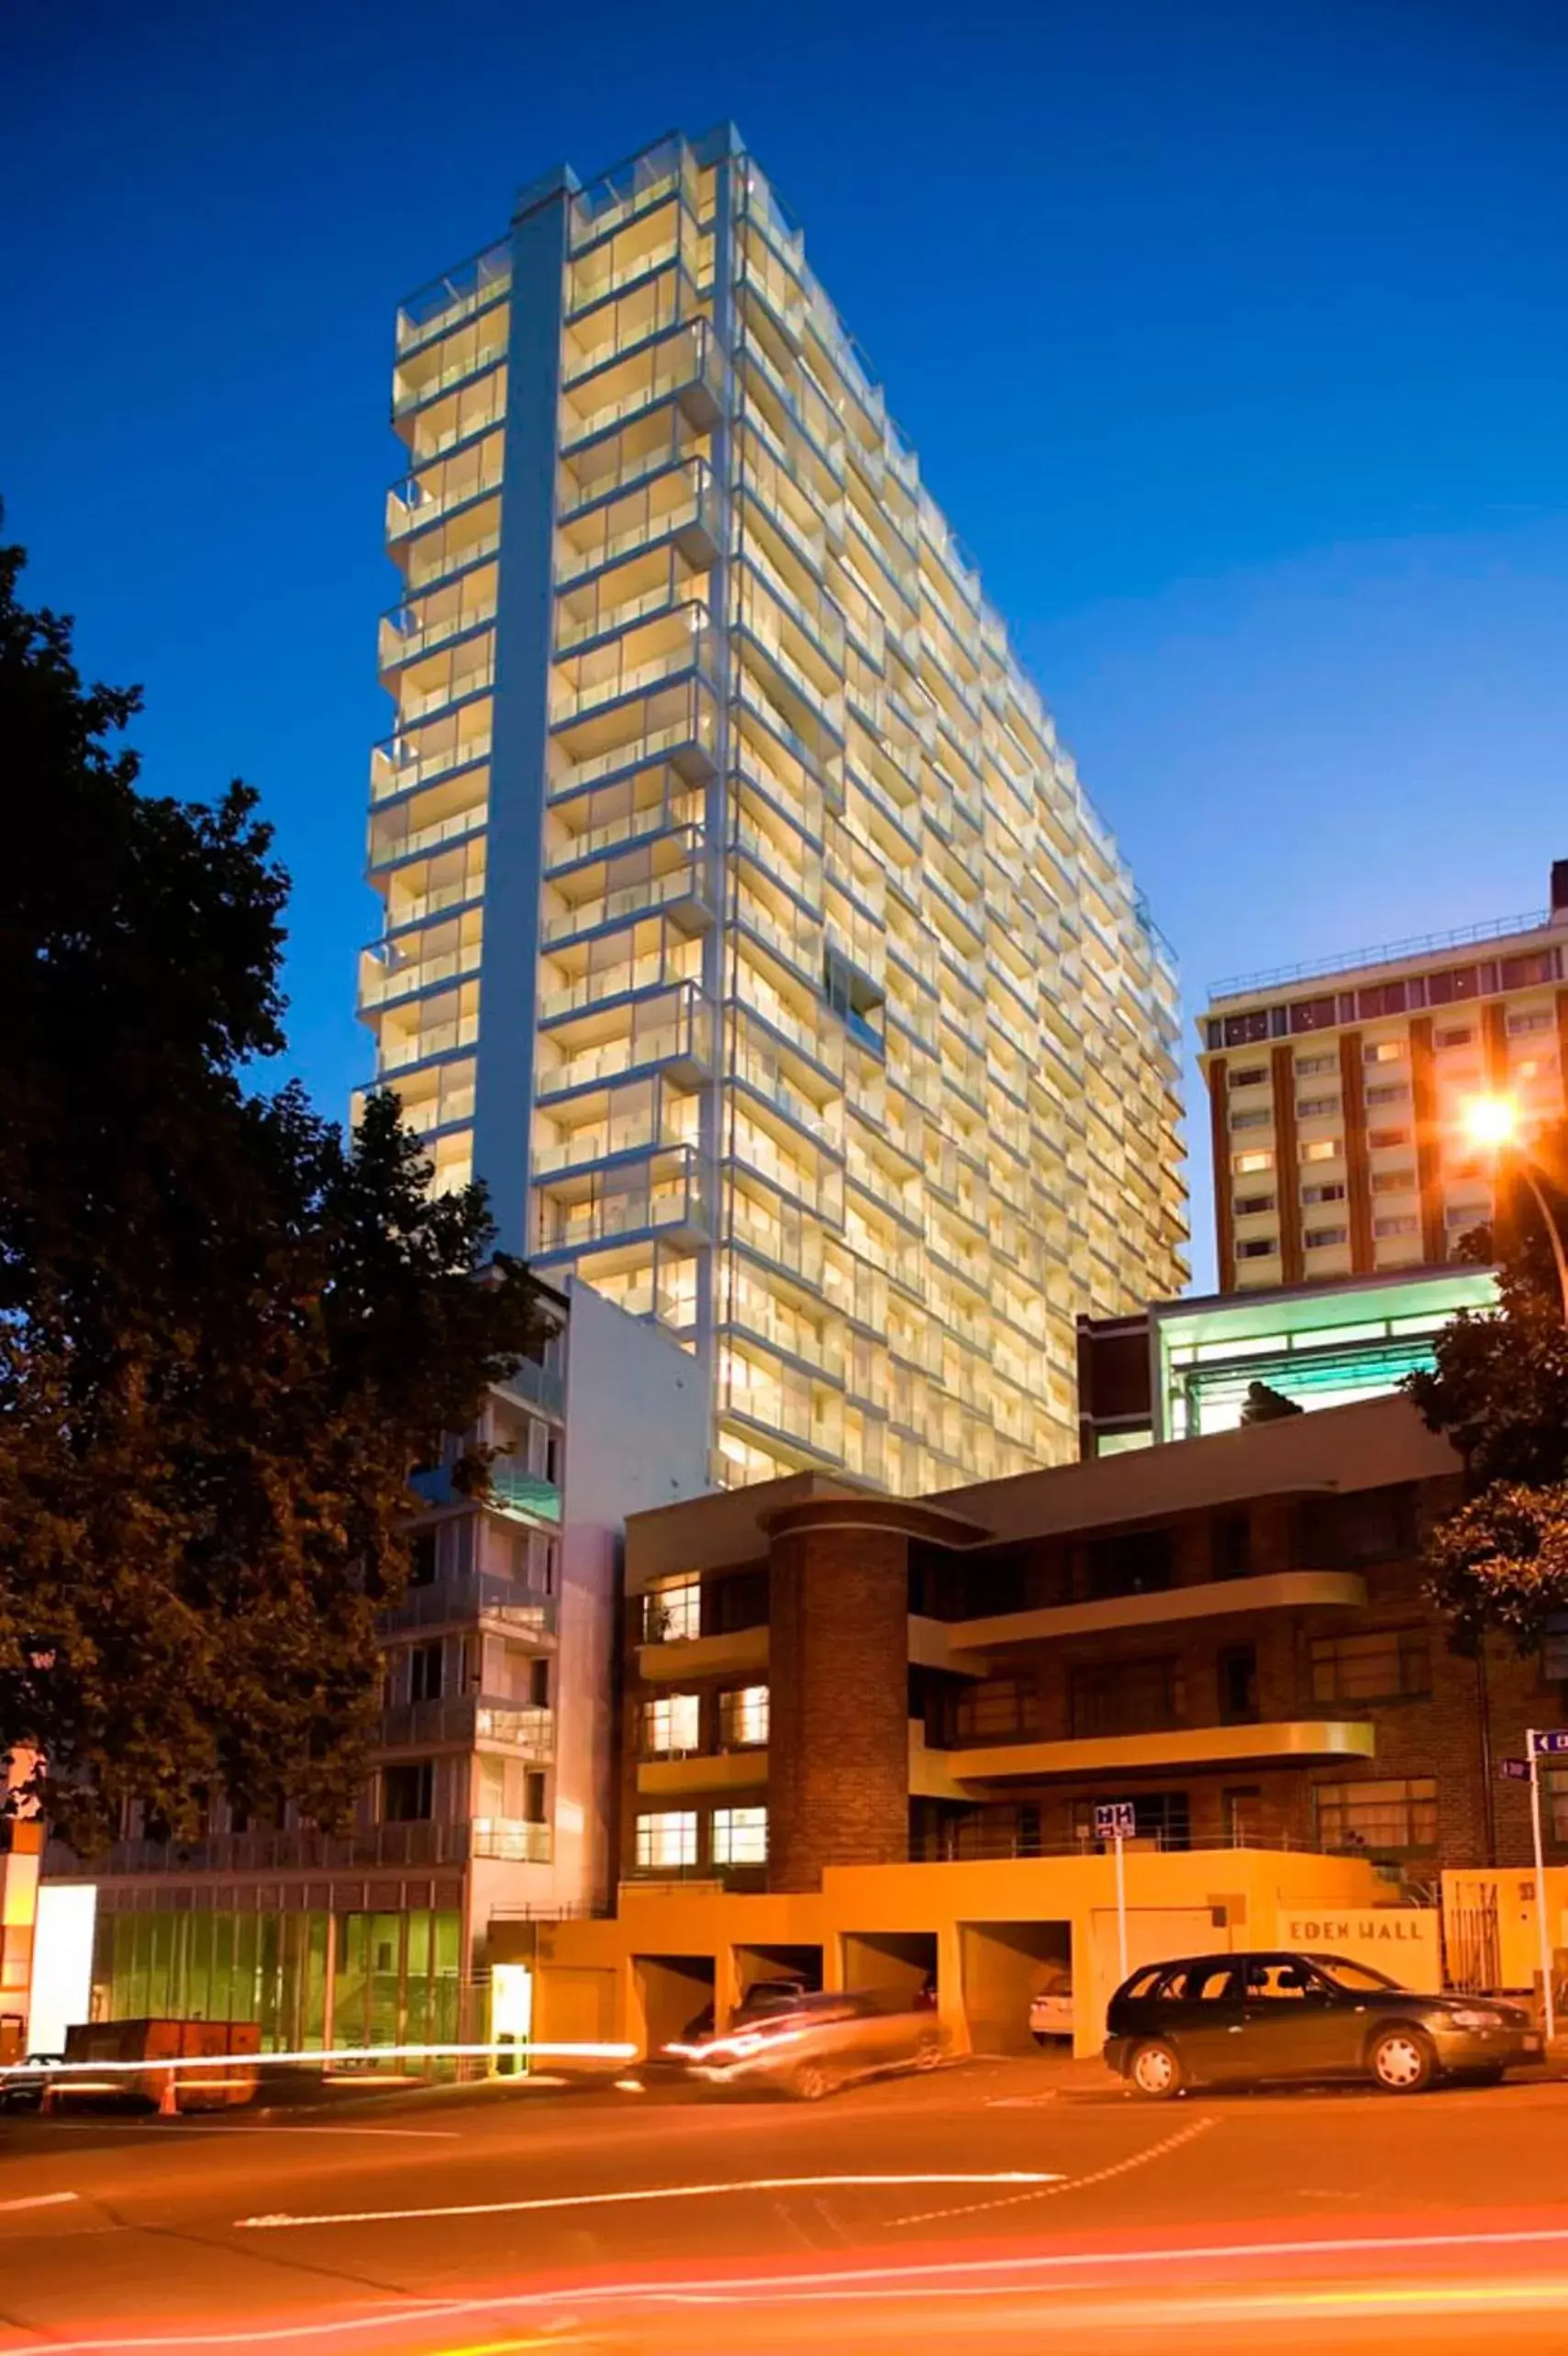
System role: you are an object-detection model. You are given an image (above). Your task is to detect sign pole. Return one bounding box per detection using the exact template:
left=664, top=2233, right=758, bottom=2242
left=1115, top=1831, right=1129, bottom=1986
left=1529, top=1728, right=1556, bottom=2044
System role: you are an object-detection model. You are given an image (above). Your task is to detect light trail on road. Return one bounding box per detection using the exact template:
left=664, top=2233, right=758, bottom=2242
left=236, top=2170, right=1065, bottom=2230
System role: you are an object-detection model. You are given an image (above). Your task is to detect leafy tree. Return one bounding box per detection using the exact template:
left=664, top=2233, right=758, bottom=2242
left=0, top=525, right=549, bottom=1850
left=1407, top=1163, right=1568, bottom=1652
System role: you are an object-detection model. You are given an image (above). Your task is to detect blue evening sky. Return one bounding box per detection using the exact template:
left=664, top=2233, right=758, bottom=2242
left=6, top=0, right=1565, bottom=1291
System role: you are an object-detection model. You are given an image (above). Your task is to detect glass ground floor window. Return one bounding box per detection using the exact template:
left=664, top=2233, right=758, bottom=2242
left=92, top=1901, right=463, bottom=2052
left=1315, top=1776, right=1438, bottom=1854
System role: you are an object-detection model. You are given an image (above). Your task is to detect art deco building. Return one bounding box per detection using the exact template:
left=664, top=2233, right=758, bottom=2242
left=362, top=124, right=1187, bottom=1493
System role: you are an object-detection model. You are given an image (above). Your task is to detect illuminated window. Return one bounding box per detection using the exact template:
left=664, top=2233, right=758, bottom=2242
left=711, top=1806, right=768, bottom=1864
left=1368, top=1127, right=1410, bottom=1150
left=643, top=1577, right=701, bottom=1642
left=719, top=1685, right=769, bottom=1748
left=1300, top=1139, right=1340, bottom=1164
left=635, top=1809, right=698, bottom=1870
left=1232, top=1150, right=1274, bottom=1175
left=642, top=1693, right=700, bottom=1755
left=1363, top=1039, right=1407, bottom=1063
left=1371, top=1170, right=1415, bottom=1194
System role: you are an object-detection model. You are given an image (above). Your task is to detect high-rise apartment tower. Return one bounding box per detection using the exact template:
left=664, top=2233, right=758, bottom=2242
left=1200, top=861, right=1568, bottom=1293
left=361, top=124, right=1187, bottom=1493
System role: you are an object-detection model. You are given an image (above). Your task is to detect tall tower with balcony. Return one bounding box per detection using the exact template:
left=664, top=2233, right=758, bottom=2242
left=362, top=126, right=1188, bottom=1495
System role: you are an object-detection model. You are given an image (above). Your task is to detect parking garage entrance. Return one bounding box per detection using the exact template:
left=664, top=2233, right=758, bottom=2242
left=633, top=1953, right=714, bottom=2053
left=960, top=1919, right=1072, bottom=2053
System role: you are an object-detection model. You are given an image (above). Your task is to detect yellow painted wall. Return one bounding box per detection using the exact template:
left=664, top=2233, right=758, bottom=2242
left=536, top=1849, right=1393, bottom=2060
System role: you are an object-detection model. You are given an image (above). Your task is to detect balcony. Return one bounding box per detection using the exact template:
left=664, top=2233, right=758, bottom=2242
left=472, top=1818, right=552, bottom=1864
left=395, top=243, right=510, bottom=359
left=635, top=1623, right=769, bottom=1684
left=542, top=850, right=711, bottom=951
left=371, top=716, right=492, bottom=806
left=560, top=318, right=724, bottom=454
left=368, top=782, right=488, bottom=876
left=535, top=980, right=711, bottom=1099
left=379, top=1695, right=554, bottom=1756
left=409, top=1462, right=561, bottom=1523
left=533, top=1140, right=708, bottom=1257
left=50, top=1823, right=479, bottom=1877
left=358, top=924, right=482, bottom=1013
left=637, top=1749, right=771, bottom=1797
left=382, top=1572, right=556, bottom=1639
left=910, top=1718, right=1377, bottom=1796
left=387, top=432, right=505, bottom=544
left=931, top=1571, right=1370, bottom=1654
left=549, top=675, right=717, bottom=797
left=558, top=458, right=718, bottom=592
left=380, top=574, right=498, bottom=679
left=551, top=604, right=715, bottom=728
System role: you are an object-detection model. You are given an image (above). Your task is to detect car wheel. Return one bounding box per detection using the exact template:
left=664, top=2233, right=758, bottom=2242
left=1368, top=2026, right=1435, bottom=2094
left=792, top=2061, right=834, bottom=2102
left=914, top=2035, right=943, bottom=2072
left=1128, top=2039, right=1184, bottom=2100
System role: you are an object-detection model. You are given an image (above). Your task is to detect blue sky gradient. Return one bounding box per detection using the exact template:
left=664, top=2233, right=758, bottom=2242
left=6, top=0, right=1564, bottom=1288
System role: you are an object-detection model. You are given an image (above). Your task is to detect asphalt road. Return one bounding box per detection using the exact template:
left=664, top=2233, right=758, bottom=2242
left=4, top=2056, right=1568, bottom=2352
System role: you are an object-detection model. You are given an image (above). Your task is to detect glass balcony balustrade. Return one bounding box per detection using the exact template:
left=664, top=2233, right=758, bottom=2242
left=550, top=603, right=715, bottom=728
left=535, top=982, right=710, bottom=1099
left=724, top=1277, right=842, bottom=1382
left=534, top=1141, right=707, bottom=1255
left=569, top=228, right=683, bottom=321
left=403, top=367, right=506, bottom=468
left=368, top=778, right=488, bottom=872
left=541, top=828, right=709, bottom=947
left=373, top=984, right=480, bottom=1074
left=359, top=913, right=483, bottom=1011
left=728, top=806, right=820, bottom=906
left=538, top=917, right=703, bottom=1023
left=557, top=458, right=717, bottom=593
left=395, top=240, right=510, bottom=358
left=394, top=320, right=508, bottom=423
left=556, top=543, right=712, bottom=656
left=395, top=635, right=495, bottom=728
left=371, top=709, right=493, bottom=805
left=380, top=569, right=499, bottom=677
left=570, top=134, right=697, bottom=255
left=562, top=262, right=695, bottom=390
left=401, top=505, right=501, bottom=595
left=383, top=839, right=487, bottom=931
left=387, top=432, right=505, bottom=543
left=380, top=1695, right=553, bottom=1754
left=547, top=771, right=704, bottom=865
left=560, top=318, right=724, bottom=452
left=727, top=1187, right=826, bottom=1289
left=533, top=1076, right=700, bottom=1178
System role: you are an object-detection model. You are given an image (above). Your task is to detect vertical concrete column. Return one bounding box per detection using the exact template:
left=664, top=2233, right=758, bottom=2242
left=766, top=1510, right=912, bottom=1891
left=1270, top=1042, right=1303, bottom=1284
left=1207, top=1058, right=1234, bottom=1290
left=1338, top=1029, right=1373, bottom=1272
left=1408, top=1016, right=1445, bottom=1266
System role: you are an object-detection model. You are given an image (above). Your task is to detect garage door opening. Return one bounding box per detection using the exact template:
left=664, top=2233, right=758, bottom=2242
left=732, top=1944, right=822, bottom=2011
left=960, top=1921, right=1072, bottom=2055
left=841, top=1930, right=938, bottom=2009
left=634, top=1954, right=715, bottom=2055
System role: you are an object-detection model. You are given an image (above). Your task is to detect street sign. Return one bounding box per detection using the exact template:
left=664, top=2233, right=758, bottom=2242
left=1530, top=1730, right=1568, bottom=1757
left=1095, top=1802, right=1138, bottom=1839
left=1500, top=1757, right=1532, bottom=1782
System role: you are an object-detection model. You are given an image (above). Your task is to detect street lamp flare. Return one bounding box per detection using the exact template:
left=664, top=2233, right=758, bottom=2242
left=1462, top=1095, right=1521, bottom=1150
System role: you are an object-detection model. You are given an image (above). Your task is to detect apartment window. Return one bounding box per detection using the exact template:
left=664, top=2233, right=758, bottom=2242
left=1364, top=1039, right=1407, bottom=1063
left=1217, top=1644, right=1259, bottom=1724
left=1435, top=1025, right=1474, bottom=1049
left=1301, top=1181, right=1347, bottom=1205
left=1289, top=994, right=1338, bottom=1034
left=382, top=1761, right=435, bottom=1823
left=1311, top=1629, right=1431, bottom=1704
left=407, top=1529, right=439, bottom=1588
left=523, top=1770, right=547, bottom=1825
left=1069, top=1656, right=1183, bottom=1739
left=1545, top=1769, right=1568, bottom=1844
left=1300, top=1139, right=1340, bottom=1163
left=635, top=1810, right=698, bottom=1870
left=1085, top=1528, right=1173, bottom=1600
left=1371, top=1169, right=1416, bottom=1194
left=1232, top=1150, right=1274, bottom=1175
left=1507, top=1006, right=1554, bottom=1034
left=408, top=1642, right=444, bottom=1704
left=1233, top=1191, right=1276, bottom=1217
left=955, top=1675, right=1042, bottom=1742
left=1296, top=1095, right=1340, bottom=1119
left=642, top=1692, right=701, bottom=1756
left=711, top=1806, right=768, bottom=1865
left=1305, top=1225, right=1348, bottom=1249
left=1222, top=1009, right=1271, bottom=1047
left=643, top=1577, right=701, bottom=1642
left=1228, top=1065, right=1268, bottom=1090
left=528, top=1656, right=550, bottom=1708
left=1295, top=1053, right=1337, bottom=1077
left=1374, top=1215, right=1419, bottom=1239
left=719, top=1684, right=770, bottom=1748
left=1235, top=1236, right=1276, bottom=1260
left=1364, top=1083, right=1410, bottom=1107
left=1209, top=1512, right=1251, bottom=1579
left=1316, top=1777, right=1437, bottom=1853
left=1368, top=1127, right=1411, bottom=1150
left=1298, top=1484, right=1418, bottom=1566
left=1447, top=1201, right=1490, bottom=1229
left=1229, top=1107, right=1272, bottom=1131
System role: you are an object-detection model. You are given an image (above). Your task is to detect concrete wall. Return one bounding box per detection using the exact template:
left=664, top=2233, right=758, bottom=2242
left=551, top=1282, right=711, bottom=1914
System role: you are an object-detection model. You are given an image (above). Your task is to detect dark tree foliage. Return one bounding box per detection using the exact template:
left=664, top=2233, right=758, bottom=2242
left=1407, top=1154, right=1568, bottom=1654
left=0, top=527, right=549, bottom=1850
left=1240, top=1380, right=1304, bottom=1426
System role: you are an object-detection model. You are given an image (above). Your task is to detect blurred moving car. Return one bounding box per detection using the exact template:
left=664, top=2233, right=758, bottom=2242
left=671, top=1988, right=946, bottom=2100
left=673, top=1974, right=812, bottom=2049
left=1106, top=1950, right=1540, bottom=2097
left=0, top=2054, right=64, bottom=2111
left=1029, top=1965, right=1073, bottom=2044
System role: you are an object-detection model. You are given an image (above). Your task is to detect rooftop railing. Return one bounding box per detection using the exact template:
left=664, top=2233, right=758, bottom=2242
left=1209, top=909, right=1556, bottom=1003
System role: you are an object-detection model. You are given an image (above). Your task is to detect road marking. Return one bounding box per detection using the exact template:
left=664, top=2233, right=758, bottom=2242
left=237, top=2171, right=1064, bottom=2230
left=44, top=2123, right=460, bottom=2139
left=0, top=2190, right=80, bottom=2213
left=893, top=2114, right=1218, bottom=2224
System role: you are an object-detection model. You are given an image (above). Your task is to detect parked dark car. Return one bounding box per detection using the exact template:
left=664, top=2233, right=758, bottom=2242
left=1105, top=1950, right=1541, bottom=2098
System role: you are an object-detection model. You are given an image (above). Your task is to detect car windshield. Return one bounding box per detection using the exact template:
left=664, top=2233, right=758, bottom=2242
left=1312, top=1956, right=1404, bottom=1994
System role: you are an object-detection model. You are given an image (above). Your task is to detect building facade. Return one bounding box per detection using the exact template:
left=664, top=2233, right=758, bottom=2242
left=44, top=1283, right=709, bottom=2050
left=1198, top=861, right=1568, bottom=1295
left=1076, top=1263, right=1498, bottom=1454
left=362, top=123, right=1187, bottom=1495
left=617, top=1395, right=1560, bottom=1898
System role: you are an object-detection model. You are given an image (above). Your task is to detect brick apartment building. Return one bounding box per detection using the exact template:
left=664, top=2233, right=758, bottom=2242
left=619, top=1394, right=1561, bottom=1894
